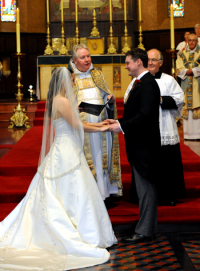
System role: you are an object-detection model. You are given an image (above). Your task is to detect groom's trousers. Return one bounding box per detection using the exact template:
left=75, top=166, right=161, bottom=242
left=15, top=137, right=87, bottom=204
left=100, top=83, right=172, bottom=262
left=133, top=166, right=158, bottom=237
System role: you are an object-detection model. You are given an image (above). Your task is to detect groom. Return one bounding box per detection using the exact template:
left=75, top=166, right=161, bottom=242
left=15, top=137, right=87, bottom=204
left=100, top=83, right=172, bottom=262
left=108, top=48, right=161, bottom=243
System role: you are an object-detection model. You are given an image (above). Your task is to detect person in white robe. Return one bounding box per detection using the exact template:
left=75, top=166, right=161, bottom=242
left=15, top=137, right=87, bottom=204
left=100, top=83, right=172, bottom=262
left=194, top=24, right=200, bottom=44
left=148, top=49, right=185, bottom=206
left=176, top=31, right=190, bottom=56
left=176, top=33, right=200, bottom=140
left=68, top=44, right=122, bottom=201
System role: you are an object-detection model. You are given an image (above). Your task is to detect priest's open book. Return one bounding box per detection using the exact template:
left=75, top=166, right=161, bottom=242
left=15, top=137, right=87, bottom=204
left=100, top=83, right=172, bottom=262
left=79, top=89, right=116, bottom=116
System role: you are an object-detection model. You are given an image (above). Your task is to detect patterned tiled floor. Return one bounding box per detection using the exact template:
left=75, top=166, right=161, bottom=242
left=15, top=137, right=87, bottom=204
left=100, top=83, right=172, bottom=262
left=183, top=240, right=200, bottom=270
left=72, top=231, right=200, bottom=271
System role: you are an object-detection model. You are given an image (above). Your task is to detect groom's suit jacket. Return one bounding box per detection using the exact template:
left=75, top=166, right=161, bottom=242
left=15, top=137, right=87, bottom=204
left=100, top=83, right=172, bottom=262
left=119, top=72, right=161, bottom=183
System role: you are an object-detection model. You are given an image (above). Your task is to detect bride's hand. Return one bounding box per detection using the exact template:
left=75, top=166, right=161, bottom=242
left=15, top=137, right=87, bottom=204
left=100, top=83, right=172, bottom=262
left=94, top=121, right=109, bottom=127
left=103, top=119, right=117, bottom=124
left=99, top=121, right=110, bottom=126
left=99, top=125, right=110, bottom=132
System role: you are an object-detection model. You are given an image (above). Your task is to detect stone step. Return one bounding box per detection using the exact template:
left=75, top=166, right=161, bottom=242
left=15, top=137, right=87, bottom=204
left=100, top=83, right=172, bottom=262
left=0, top=100, right=38, bottom=112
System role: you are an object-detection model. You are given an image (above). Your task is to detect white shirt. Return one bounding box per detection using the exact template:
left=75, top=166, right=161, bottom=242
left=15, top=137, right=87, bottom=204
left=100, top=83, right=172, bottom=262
left=176, top=41, right=187, bottom=56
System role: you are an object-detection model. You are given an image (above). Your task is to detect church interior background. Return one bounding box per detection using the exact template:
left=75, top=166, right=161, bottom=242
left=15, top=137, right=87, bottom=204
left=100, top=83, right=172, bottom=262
left=0, top=0, right=199, bottom=101
left=1, top=1, right=200, bottom=270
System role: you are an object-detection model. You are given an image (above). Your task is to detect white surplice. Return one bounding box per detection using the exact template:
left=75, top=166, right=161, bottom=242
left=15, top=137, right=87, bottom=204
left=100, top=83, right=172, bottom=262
left=155, top=73, right=184, bottom=145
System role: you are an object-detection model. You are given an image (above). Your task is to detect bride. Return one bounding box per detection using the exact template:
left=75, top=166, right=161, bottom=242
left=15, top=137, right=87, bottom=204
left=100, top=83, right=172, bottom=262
left=0, top=67, right=117, bottom=270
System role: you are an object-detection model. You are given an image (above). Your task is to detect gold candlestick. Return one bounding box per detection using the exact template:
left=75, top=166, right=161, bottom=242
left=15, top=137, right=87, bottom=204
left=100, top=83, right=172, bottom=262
left=137, top=0, right=145, bottom=50
left=122, top=23, right=130, bottom=53
left=61, top=0, right=64, bottom=22
left=44, top=23, right=53, bottom=55
left=90, top=8, right=100, bottom=37
left=109, top=0, right=112, bottom=22
left=107, top=21, right=116, bottom=54
left=16, top=8, right=21, bottom=53
left=138, top=0, right=142, bottom=21
left=8, top=53, right=30, bottom=129
left=107, top=0, right=116, bottom=54
left=46, top=0, right=49, bottom=23
left=75, top=0, right=79, bottom=44
left=122, top=0, right=130, bottom=54
left=124, top=0, right=127, bottom=21
left=75, top=21, right=79, bottom=44
left=75, top=0, right=78, bottom=22
left=138, top=22, right=145, bottom=50
left=44, top=0, right=53, bottom=55
left=170, top=4, right=175, bottom=49
left=59, top=22, right=68, bottom=55
left=166, top=49, right=176, bottom=77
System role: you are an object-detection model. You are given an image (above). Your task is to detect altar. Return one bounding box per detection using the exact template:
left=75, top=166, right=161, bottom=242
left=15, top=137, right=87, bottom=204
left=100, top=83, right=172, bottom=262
left=37, top=55, right=131, bottom=100
left=62, top=0, right=120, bottom=9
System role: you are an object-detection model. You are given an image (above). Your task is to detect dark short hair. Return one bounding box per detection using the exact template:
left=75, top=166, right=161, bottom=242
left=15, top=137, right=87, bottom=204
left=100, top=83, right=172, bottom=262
left=126, top=48, right=148, bottom=68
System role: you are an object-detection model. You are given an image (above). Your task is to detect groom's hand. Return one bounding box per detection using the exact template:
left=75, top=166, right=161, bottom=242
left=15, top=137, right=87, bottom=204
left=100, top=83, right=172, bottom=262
left=109, top=123, right=121, bottom=133
left=104, top=119, right=117, bottom=124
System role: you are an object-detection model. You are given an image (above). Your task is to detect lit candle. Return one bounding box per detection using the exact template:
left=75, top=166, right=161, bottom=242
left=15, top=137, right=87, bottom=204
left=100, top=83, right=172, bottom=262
left=75, top=0, right=78, bottom=22
left=109, top=0, right=112, bottom=22
left=124, top=0, right=126, bottom=21
left=16, top=8, right=21, bottom=53
left=138, top=0, right=142, bottom=21
left=170, top=4, right=175, bottom=49
left=46, top=0, right=49, bottom=23
left=61, top=0, right=63, bottom=22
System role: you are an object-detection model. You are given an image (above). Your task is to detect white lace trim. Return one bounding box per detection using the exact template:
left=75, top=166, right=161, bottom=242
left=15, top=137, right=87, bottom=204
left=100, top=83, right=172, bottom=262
left=156, top=74, right=184, bottom=146
left=161, top=134, right=180, bottom=146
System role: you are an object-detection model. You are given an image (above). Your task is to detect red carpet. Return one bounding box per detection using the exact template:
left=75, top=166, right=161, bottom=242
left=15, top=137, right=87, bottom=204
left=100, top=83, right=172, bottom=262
left=1, top=100, right=200, bottom=226
left=0, top=145, right=14, bottom=149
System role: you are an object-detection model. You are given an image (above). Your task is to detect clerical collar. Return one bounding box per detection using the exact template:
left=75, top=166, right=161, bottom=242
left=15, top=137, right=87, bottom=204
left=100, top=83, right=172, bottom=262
left=69, top=59, right=94, bottom=75
left=154, top=71, right=162, bottom=79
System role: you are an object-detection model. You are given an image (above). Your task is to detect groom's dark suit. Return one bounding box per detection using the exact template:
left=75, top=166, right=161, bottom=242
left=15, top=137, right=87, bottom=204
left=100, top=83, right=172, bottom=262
left=119, top=71, right=161, bottom=237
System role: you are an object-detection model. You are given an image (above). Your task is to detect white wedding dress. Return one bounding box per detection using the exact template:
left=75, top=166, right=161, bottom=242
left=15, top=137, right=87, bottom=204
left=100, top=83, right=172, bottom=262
left=0, top=117, right=117, bottom=271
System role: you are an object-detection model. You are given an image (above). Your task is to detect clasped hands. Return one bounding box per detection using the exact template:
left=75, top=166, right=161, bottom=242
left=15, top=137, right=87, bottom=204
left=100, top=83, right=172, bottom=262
left=104, top=119, right=121, bottom=133
left=97, top=119, right=121, bottom=133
